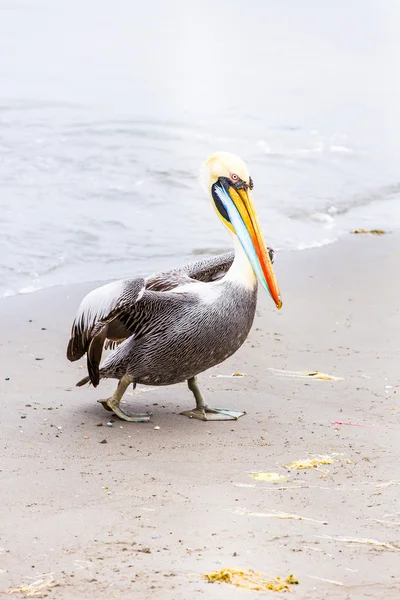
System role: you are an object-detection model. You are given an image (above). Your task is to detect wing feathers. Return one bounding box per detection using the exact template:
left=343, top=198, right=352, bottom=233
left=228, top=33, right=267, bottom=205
left=66, top=278, right=145, bottom=376
left=87, top=326, right=108, bottom=387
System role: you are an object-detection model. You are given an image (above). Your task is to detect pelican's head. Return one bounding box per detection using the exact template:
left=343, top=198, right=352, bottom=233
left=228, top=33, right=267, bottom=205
left=202, top=152, right=282, bottom=309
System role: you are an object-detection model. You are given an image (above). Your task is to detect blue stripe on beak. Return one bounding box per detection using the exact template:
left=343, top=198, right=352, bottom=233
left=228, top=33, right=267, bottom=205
left=214, top=184, right=270, bottom=294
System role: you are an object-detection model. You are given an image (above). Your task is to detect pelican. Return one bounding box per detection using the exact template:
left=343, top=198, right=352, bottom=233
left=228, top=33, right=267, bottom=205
left=67, top=152, right=282, bottom=422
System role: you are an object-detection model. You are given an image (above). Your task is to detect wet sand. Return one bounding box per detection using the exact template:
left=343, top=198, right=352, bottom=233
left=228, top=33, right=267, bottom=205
left=1, top=234, right=399, bottom=599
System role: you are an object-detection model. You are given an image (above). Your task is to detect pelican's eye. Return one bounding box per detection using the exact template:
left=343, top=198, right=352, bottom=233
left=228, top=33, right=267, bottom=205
left=230, top=173, right=239, bottom=182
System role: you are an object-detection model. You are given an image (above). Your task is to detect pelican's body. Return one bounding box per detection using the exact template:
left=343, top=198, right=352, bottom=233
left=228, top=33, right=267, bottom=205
left=67, top=153, right=282, bottom=422
left=96, top=253, right=257, bottom=387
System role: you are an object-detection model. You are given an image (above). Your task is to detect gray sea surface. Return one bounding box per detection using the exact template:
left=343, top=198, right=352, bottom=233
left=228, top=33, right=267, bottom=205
left=1, top=0, right=399, bottom=297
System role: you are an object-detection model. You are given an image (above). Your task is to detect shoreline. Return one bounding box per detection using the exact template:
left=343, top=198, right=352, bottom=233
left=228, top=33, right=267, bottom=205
left=1, top=233, right=399, bottom=599
left=1, top=230, right=391, bottom=302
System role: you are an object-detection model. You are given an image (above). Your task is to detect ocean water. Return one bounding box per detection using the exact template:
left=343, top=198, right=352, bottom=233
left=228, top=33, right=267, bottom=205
left=1, top=0, right=399, bottom=298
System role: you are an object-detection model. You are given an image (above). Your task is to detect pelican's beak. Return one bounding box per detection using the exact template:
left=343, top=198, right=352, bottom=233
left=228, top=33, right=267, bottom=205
left=213, top=179, right=282, bottom=309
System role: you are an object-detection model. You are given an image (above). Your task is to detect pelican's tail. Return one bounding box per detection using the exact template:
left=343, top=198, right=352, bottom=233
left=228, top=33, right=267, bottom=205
left=76, top=375, right=91, bottom=387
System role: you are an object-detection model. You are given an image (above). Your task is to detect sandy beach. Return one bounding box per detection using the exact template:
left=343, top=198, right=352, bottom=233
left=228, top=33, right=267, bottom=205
left=1, top=233, right=399, bottom=599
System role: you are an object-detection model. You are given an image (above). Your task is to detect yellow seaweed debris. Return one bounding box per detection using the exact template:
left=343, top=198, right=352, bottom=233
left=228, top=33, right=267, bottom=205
left=303, top=371, right=344, bottom=381
left=204, top=568, right=299, bottom=592
left=268, top=368, right=343, bottom=381
left=4, top=576, right=58, bottom=598
left=352, top=228, right=386, bottom=235
left=284, top=455, right=347, bottom=470
left=230, top=508, right=328, bottom=524
left=250, top=473, right=288, bottom=483
left=210, top=372, right=246, bottom=378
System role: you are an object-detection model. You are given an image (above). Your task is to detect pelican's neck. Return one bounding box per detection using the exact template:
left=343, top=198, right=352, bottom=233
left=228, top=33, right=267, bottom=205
left=224, top=233, right=257, bottom=289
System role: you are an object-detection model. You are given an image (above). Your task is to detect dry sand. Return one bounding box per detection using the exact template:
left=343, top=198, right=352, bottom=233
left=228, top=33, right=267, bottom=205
left=1, top=234, right=399, bottom=599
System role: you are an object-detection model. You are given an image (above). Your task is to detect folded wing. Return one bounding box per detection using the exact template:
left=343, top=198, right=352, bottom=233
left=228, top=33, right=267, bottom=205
left=66, top=278, right=145, bottom=385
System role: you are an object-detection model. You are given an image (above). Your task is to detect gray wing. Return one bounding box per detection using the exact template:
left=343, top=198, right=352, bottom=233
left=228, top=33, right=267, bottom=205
left=145, top=247, right=274, bottom=291
left=145, top=252, right=235, bottom=291
left=67, top=278, right=145, bottom=384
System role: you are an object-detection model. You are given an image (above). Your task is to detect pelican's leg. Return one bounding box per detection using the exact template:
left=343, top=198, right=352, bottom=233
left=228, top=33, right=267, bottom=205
left=97, top=375, right=151, bottom=422
left=180, top=376, right=246, bottom=421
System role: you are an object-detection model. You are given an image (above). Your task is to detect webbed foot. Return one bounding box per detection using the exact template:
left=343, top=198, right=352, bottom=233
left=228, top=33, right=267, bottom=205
left=184, top=376, right=246, bottom=422
left=180, top=406, right=246, bottom=421
left=97, top=399, right=151, bottom=422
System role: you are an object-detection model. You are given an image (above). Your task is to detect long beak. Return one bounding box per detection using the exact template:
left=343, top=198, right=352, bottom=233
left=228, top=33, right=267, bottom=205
left=214, top=182, right=282, bottom=309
